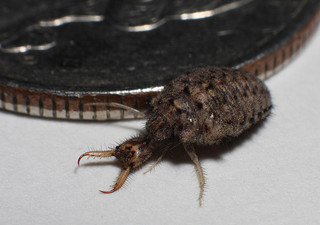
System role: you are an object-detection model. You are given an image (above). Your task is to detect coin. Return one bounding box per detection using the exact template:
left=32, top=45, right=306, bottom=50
left=0, top=0, right=319, bottom=120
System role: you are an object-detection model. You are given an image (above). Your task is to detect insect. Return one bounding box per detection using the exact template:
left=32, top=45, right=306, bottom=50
left=78, top=66, right=272, bottom=205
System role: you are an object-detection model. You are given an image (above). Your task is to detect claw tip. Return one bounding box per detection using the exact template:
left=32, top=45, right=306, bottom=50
left=99, top=189, right=114, bottom=194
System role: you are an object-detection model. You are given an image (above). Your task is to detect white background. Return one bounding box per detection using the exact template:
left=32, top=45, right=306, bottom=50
left=1, top=28, right=320, bottom=225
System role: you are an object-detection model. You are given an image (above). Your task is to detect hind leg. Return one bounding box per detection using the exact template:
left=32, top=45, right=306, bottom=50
left=84, top=102, right=145, bottom=118
left=183, top=143, right=205, bottom=206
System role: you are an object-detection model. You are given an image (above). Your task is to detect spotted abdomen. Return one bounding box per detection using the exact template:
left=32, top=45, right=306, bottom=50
left=147, top=66, right=272, bottom=145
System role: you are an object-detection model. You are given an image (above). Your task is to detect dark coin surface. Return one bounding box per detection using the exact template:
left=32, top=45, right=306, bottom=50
left=0, top=0, right=320, bottom=120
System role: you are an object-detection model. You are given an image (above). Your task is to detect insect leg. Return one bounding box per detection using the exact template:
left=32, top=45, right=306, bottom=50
left=84, top=102, right=145, bottom=118
left=183, top=143, right=205, bottom=206
left=143, top=145, right=169, bottom=174
left=143, top=142, right=180, bottom=174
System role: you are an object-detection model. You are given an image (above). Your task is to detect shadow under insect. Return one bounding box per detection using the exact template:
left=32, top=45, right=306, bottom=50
left=165, top=119, right=268, bottom=165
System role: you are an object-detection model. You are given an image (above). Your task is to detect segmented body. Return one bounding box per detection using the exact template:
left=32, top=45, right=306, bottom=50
left=147, top=66, right=272, bottom=145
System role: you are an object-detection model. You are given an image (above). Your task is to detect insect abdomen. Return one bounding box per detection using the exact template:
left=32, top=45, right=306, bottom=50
left=151, top=66, right=272, bottom=145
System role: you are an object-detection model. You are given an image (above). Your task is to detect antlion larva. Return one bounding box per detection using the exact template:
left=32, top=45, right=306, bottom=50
left=78, top=66, right=272, bottom=205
